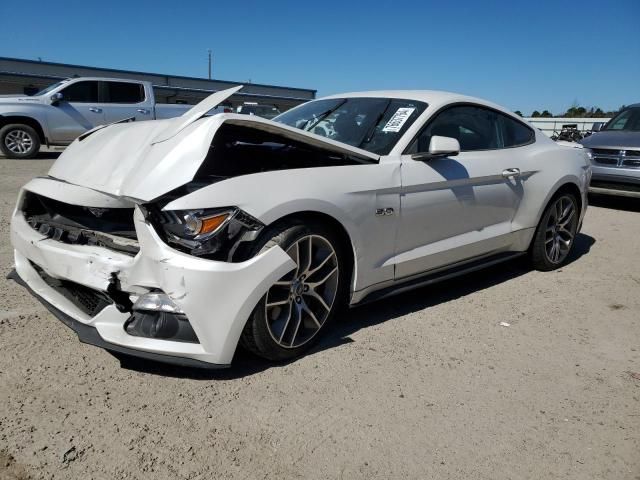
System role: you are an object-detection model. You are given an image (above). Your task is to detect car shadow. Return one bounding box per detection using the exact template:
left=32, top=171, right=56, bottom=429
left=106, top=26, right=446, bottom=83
left=588, top=193, right=640, bottom=213
left=113, top=233, right=595, bottom=380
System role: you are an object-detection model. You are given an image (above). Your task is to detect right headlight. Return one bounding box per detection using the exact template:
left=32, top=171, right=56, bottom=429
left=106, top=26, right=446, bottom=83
left=583, top=148, right=594, bottom=163
left=147, top=206, right=264, bottom=259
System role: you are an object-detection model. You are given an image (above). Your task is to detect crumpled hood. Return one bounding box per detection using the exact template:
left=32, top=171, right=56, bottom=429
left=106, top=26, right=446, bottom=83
left=48, top=87, right=242, bottom=202
left=48, top=114, right=252, bottom=202
left=47, top=88, right=378, bottom=202
left=580, top=130, right=640, bottom=149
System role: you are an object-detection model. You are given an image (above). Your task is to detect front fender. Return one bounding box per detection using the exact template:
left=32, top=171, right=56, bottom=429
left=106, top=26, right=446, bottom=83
left=163, top=163, right=403, bottom=292
left=0, top=108, right=50, bottom=140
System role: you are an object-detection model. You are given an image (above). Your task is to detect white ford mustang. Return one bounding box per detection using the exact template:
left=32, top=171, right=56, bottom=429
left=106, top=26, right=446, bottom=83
left=9, top=87, right=591, bottom=368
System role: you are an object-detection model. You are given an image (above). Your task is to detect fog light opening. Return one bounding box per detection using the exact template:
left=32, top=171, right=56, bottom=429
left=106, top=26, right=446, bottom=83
left=125, top=292, right=198, bottom=343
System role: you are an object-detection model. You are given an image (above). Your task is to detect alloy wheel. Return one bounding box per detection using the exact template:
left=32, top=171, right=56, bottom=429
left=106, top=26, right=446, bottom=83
left=544, top=195, right=577, bottom=264
left=264, top=234, right=339, bottom=348
left=4, top=129, right=34, bottom=155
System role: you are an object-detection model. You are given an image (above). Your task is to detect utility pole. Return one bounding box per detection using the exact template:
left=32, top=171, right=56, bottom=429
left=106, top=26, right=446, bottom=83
left=208, top=49, right=212, bottom=80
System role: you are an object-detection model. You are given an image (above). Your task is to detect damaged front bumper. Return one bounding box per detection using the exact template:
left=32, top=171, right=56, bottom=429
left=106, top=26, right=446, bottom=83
left=9, top=183, right=295, bottom=368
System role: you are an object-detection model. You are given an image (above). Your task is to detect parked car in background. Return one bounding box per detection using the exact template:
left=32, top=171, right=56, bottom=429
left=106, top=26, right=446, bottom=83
left=0, top=77, right=202, bottom=158
left=9, top=87, right=591, bottom=367
left=237, top=103, right=281, bottom=119
left=580, top=103, right=640, bottom=198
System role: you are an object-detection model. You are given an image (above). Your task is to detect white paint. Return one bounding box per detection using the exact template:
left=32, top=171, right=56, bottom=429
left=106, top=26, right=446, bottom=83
left=9, top=88, right=592, bottom=366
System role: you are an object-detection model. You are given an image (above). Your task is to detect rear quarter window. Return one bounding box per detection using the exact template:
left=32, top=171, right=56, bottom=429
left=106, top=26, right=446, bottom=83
left=499, top=114, right=534, bottom=147
left=105, top=82, right=145, bottom=104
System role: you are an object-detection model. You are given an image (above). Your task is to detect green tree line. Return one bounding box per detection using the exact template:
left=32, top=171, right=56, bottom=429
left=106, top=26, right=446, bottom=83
left=513, top=105, right=624, bottom=118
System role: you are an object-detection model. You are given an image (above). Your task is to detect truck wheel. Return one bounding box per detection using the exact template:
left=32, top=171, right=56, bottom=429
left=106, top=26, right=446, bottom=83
left=0, top=124, right=41, bottom=159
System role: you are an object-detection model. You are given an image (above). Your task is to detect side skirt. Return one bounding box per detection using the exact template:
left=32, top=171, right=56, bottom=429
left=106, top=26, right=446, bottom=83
left=354, top=251, right=526, bottom=306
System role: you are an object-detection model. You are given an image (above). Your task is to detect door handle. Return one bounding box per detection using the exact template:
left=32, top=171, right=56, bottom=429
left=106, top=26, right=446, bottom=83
left=89, top=107, right=102, bottom=113
left=502, top=168, right=521, bottom=178
left=137, top=109, right=150, bottom=114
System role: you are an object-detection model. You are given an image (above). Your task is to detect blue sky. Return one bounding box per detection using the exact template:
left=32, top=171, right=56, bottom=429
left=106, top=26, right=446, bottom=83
left=1, top=0, right=638, bottom=115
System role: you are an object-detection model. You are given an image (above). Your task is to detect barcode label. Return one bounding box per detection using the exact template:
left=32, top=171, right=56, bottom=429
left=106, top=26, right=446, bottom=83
left=382, top=108, right=416, bottom=133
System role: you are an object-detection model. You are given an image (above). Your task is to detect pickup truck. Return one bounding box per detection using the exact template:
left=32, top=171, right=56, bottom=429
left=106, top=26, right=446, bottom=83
left=0, top=77, right=224, bottom=158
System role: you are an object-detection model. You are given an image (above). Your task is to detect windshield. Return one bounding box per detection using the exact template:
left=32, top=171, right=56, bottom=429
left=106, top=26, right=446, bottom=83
left=34, top=80, right=69, bottom=96
left=604, top=107, right=640, bottom=131
left=273, top=97, right=428, bottom=155
left=238, top=104, right=281, bottom=119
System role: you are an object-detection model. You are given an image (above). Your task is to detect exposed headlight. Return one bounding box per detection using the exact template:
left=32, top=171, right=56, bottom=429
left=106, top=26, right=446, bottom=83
left=584, top=148, right=594, bottom=162
left=182, top=211, right=231, bottom=237
left=148, top=206, right=264, bottom=258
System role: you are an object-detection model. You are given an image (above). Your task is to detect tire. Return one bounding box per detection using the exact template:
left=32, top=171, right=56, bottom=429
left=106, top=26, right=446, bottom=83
left=240, top=220, right=349, bottom=361
left=0, top=124, right=41, bottom=159
left=530, top=192, right=579, bottom=271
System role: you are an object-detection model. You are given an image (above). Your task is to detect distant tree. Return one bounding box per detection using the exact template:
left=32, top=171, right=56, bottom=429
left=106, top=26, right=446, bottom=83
left=514, top=110, right=523, bottom=117
left=527, top=104, right=623, bottom=119
left=604, top=105, right=624, bottom=117
left=564, top=106, right=587, bottom=118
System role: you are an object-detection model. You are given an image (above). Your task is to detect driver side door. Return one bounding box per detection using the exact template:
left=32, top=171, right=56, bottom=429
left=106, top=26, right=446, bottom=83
left=46, top=80, right=105, bottom=144
left=394, top=104, right=532, bottom=279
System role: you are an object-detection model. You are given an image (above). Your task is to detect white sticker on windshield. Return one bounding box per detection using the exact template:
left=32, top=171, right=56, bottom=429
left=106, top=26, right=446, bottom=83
left=382, top=107, right=416, bottom=132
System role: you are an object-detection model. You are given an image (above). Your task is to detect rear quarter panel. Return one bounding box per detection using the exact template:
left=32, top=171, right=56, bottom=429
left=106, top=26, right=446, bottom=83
left=513, top=133, right=590, bottom=232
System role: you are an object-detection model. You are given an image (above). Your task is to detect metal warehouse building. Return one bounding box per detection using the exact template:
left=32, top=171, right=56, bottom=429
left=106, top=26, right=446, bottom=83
left=0, top=57, right=316, bottom=111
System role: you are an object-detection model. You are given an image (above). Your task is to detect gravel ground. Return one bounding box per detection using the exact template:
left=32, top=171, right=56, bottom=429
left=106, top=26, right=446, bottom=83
left=0, top=155, right=638, bottom=480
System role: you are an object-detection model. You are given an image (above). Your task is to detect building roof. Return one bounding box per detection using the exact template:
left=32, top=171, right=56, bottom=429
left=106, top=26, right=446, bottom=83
left=0, top=56, right=316, bottom=95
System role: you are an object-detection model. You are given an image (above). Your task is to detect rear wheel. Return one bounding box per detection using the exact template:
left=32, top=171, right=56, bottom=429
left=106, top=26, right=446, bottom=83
left=0, top=124, right=41, bottom=159
left=241, top=221, right=348, bottom=361
left=530, top=193, right=579, bottom=271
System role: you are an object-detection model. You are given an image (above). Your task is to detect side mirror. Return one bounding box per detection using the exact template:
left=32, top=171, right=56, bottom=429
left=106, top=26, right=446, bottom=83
left=411, top=136, right=460, bottom=161
left=50, top=92, right=64, bottom=105
left=591, top=122, right=604, bottom=132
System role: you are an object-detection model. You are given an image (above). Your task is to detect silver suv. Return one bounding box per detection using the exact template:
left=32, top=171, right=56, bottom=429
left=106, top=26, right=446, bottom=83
left=581, top=103, right=640, bottom=198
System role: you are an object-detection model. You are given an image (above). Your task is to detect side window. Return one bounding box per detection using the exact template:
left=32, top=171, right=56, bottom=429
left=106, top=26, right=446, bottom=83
left=104, top=82, right=145, bottom=103
left=410, top=105, right=534, bottom=153
left=499, top=114, right=534, bottom=147
left=61, top=81, right=99, bottom=103
left=412, top=106, right=501, bottom=152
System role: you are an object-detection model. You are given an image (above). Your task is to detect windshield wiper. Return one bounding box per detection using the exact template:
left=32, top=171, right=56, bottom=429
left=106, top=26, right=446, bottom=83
left=358, top=99, right=392, bottom=149
left=303, top=99, right=347, bottom=132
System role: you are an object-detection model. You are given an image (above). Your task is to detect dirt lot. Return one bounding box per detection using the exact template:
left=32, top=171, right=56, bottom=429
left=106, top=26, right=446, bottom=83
left=0, top=155, right=638, bottom=480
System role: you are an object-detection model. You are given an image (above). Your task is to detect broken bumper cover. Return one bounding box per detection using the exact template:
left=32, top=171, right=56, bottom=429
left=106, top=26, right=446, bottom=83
left=7, top=269, right=222, bottom=369
left=9, top=197, right=295, bottom=367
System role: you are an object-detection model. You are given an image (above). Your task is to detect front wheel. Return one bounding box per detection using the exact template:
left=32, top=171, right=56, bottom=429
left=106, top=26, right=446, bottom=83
left=530, top=193, right=579, bottom=271
left=240, top=221, right=348, bottom=361
left=0, top=124, right=41, bottom=159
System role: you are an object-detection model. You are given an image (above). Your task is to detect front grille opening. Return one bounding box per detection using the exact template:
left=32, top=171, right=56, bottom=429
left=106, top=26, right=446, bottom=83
left=591, top=180, right=640, bottom=193
left=592, top=148, right=621, bottom=155
left=22, top=191, right=139, bottom=255
left=593, top=157, right=618, bottom=165
left=30, top=262, right=112, bottom=316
